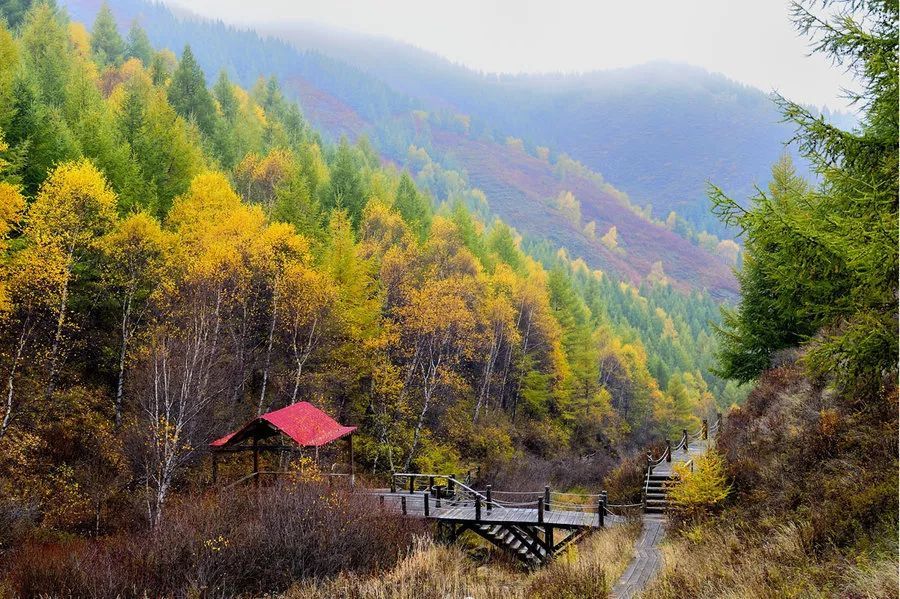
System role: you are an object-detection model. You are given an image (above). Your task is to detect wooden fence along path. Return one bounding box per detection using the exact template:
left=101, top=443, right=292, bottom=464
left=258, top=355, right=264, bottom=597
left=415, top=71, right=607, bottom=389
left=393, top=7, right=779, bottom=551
left=366, top=474, right=634, bottom=567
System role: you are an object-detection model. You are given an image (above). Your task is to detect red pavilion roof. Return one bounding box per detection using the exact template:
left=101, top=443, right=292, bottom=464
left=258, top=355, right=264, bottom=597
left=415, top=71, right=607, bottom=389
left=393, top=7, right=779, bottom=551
left=210, top=401, right=356, bottom=449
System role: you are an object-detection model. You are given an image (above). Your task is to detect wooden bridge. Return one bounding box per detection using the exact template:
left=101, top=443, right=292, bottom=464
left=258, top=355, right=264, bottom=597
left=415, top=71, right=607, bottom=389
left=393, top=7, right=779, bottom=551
left=365, top=473, right=636, bottom=567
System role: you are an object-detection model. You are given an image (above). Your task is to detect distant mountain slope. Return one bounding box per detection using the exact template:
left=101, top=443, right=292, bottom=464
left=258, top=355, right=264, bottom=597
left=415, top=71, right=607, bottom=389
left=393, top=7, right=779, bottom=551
left=260, top=24, right=832, bottom=235
left=62, top=0, right=737, bottom=297
left=425, top=128, right=736, bottom=297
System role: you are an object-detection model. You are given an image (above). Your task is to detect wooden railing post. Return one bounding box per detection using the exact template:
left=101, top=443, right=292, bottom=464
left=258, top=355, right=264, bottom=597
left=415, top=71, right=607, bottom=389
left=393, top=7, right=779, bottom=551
left=390, top=473, right=396, bottom=494
left=408, top=474, right=415, bottom=494
left=448, top=476, right=456, bottom=496
left=683, top=429, right=689, bottom=452
left=401, top=496, right=407, bottom=515
left=423, top=492, right=430, bottom=517
left=702, top=419, right=708, bottom=440
left=598, top=496, right=605, bottom=527
left=429, top=475, right=435, bottom=497
left=544, top=485, right=551, bottom=511
left=475, top=496, right=482, bottom=522
left=666, top=439, right=672, bottom=463
left=537, top=497, right=544, bottom=523
left=486, top=484, right=492, bottom=512
left=436, top=493, right=442, bottom=509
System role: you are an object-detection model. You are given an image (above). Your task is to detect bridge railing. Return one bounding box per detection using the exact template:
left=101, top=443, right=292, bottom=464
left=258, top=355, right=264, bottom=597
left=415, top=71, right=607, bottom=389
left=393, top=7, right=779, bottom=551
left=646, top=411, right=724, bottom=470
left=380, top=478, right=640, bottom=527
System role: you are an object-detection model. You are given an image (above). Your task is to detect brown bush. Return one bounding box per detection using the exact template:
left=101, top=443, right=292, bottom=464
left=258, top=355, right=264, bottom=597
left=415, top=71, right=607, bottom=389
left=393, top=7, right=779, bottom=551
left=8, top=482, right=424, bottom=597
left=602, top=451, right=646, bottom=505
left=485, top=452, right=617, bottom=494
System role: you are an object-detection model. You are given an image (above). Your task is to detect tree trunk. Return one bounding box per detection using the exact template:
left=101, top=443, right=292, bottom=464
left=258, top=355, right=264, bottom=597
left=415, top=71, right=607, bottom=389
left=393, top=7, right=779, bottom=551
left=45, top=261, right=72, bottom=401
left=258, top=286, right=279, bottom=415
left=115, top=294, right=133, bottom=427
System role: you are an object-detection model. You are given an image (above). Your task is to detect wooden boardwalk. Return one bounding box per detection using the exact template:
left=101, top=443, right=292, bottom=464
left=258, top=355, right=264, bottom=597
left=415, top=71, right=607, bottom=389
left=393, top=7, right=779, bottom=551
left=612, top=421, right=718, bottom=596
left=368, top=474, right=626, bottom=566
left=611, top=514, right=666, bottom=598
left=373, top=491, right=621, bottom=528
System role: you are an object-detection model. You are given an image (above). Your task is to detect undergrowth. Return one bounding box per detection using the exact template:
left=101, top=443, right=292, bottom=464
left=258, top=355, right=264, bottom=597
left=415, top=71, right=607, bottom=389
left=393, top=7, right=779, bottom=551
left=287, top=520, right=641, bottom=599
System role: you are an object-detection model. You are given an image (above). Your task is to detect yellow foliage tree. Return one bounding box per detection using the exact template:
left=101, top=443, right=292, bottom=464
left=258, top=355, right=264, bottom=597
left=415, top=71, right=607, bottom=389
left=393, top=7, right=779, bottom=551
left=669, top=450, right=731, bottom=519
left=26, top=160, right=118, bottom=399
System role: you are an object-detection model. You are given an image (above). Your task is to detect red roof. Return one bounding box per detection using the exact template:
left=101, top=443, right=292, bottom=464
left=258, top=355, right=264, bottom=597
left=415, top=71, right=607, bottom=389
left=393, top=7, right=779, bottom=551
left=210, top=402, right=356, bottom=448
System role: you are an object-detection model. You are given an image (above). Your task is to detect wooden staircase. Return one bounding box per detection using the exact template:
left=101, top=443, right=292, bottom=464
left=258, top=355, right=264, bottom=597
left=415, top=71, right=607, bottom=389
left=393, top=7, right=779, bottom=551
left=643, top=472, right=675, bottom=514
left=466, top=523, right=589, bottom=568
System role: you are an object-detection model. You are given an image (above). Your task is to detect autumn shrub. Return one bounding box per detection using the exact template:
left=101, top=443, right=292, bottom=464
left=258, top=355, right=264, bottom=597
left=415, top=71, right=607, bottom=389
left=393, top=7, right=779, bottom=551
left=602, top=451, right=646, bottom=504
left=8, top=482, right=423, bottom=597
left=716, top=363, right=897, bottom=550
left=667, top=450, right=730, bottom=522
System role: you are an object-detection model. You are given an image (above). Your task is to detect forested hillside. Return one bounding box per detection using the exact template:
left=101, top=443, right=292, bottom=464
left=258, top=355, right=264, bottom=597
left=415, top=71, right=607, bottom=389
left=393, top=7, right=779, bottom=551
left=260, top=28, right=823, bottom=236
left=0, top=2, right=742, bottom=559
left=59, top=0, right=744, bottom=298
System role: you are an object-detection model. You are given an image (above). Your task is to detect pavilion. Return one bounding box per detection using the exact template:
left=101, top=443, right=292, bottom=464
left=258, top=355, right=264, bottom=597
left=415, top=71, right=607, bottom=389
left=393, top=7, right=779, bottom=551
left=209, top=401, right=356, bottom=485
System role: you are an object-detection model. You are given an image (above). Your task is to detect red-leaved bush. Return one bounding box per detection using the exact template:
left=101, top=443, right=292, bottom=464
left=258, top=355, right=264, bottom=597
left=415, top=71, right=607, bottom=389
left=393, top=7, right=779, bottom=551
left=8, top=482, right=424, bottom=597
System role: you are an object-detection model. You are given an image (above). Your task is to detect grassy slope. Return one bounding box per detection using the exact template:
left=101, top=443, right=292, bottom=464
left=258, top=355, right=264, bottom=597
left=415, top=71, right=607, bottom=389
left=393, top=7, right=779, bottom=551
left=287, top=521, right=643, bottom=599
left=642, top=360, right=898, bottom=598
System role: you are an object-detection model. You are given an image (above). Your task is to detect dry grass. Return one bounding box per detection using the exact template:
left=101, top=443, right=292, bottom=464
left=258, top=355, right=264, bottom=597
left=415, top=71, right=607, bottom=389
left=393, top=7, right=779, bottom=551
left=287, top=521, right=641, bottom=599
left=640, top=518, right=899, bottom=599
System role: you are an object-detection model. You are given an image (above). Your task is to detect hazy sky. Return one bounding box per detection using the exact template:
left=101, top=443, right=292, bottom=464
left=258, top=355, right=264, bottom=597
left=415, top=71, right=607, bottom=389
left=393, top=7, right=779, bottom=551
left=163, top=0, right=858, bottom=112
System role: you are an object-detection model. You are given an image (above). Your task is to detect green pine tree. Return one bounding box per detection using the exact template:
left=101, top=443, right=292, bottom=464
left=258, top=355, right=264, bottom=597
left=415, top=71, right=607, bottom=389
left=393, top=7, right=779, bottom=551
left=90, top=3, right=124, bottom=67
left=167, top=45, right=217, bottom=138
left=123, top=20, right=153, bottom=65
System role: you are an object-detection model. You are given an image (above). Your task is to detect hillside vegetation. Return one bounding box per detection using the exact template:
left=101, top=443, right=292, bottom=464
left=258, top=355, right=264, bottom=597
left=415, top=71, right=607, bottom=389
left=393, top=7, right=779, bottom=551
left=62, top=0, right=744, bottom=297
left=648, top=1, right=899, bottom=596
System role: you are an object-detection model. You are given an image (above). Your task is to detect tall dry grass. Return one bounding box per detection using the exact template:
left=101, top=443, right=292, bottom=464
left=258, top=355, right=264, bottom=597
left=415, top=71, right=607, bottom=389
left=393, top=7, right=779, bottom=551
left=288, top=520, right=641, bottom=599
left=641, top=517, right=899, bottom=599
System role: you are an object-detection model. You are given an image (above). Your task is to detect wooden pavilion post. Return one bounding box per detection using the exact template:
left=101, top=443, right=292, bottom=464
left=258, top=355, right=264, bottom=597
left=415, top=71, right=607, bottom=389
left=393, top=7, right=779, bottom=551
left=252, top=437, right=260, bottom=488
left=349, top=433, right=355, bottom=486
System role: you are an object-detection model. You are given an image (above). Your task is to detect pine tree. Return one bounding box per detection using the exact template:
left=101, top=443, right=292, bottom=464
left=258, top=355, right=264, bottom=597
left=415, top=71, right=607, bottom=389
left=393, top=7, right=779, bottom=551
left=123, top=20, right=153, bottom=65
left=167, top=45, right=217, bottom=138
left=394, top=171, right=431, bottom=238
left=90, top=3, right=124, bottom=67
left=711, top=0, right=898, bottom=396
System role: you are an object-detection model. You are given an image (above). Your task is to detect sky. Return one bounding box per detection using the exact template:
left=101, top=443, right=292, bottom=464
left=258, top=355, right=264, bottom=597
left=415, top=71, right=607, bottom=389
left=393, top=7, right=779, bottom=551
left=162, top=0, right=859, bottom=112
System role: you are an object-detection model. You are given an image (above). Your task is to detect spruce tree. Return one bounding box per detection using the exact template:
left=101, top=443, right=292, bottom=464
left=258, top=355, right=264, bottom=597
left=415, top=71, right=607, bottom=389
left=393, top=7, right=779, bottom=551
left=711, top=0, right=898, bottom=396
left=394, top=171, right=431, bottom=238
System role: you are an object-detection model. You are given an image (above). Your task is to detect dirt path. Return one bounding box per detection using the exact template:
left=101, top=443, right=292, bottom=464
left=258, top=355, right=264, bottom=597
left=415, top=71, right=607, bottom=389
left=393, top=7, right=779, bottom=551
left=610, top=513, right=667, bottom=598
